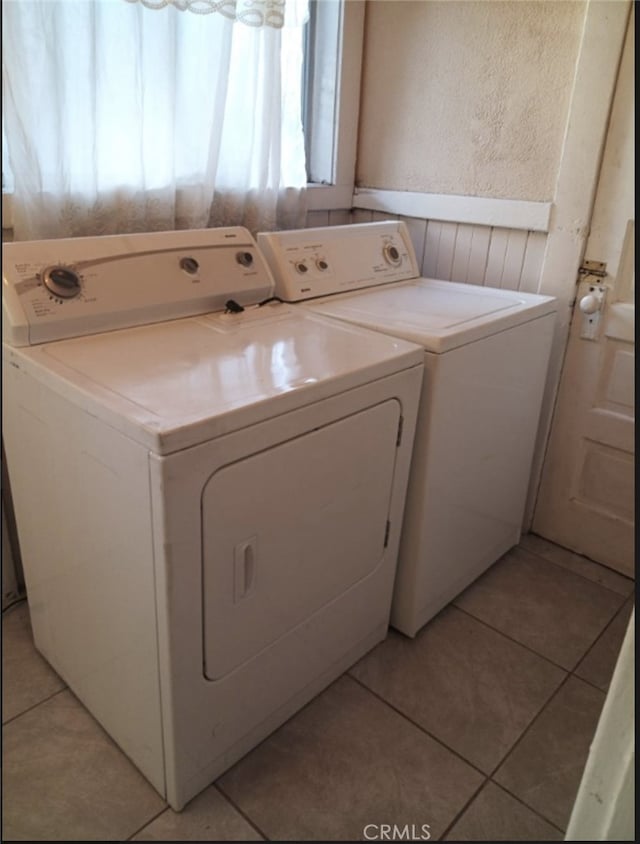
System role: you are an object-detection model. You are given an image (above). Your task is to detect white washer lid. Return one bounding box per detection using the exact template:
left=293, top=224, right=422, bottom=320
left=6, top=303, right=422, bottom=454
left=307, top=278, right=557, bottom=352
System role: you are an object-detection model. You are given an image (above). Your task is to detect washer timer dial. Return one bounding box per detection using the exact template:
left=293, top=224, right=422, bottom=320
left=42, top=266, right=82, bottom=299
left=382, top=243, right=402, bottom=267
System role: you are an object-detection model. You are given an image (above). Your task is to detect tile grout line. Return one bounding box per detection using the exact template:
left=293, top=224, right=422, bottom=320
left=438, top=774, right=489, bottom=841
left=571, top=594, right=635, bottom=683
left=2, top=684, right=68, bottom=728
left=451, top=603, right=575, bottom=672
left=214, top=781, right=271, bottom=841
left=520, top=536, right=634, bottom=598
left=350, top=668, right=568, bottom=840
left=451, top=590, right=628, bottom=679
left=486, top=779, right=567, bottom=836
left=563, top=600, right=632, bottom=677
left=351, top=664, right=575, bottom=836
left=346, top=673, right=489, bottom=779
left=126, top=806, right=169, bottom=841
left=481, top=671, right=600, bottom=833
left=568, top=670, right=612, bottom=695
left=485, top=672, right=574, bottom=782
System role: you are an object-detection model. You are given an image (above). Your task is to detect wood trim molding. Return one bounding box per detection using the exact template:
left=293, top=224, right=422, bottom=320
left=352, top=188, right=552, bottom=232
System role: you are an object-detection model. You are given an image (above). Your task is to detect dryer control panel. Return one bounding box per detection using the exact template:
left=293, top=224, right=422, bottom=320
left=258, top=221, right=419, bottom=302
left=2, top=227, right=275, bottom=347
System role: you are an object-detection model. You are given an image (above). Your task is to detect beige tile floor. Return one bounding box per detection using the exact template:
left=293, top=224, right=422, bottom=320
left=2, top=533, right=634, bottom=842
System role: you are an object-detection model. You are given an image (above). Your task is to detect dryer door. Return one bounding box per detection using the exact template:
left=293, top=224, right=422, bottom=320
left=202, top=399, right=400, bottom=680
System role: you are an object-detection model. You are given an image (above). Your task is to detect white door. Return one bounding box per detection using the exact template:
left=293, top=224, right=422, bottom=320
left=533, top=8, right=634, bottom=577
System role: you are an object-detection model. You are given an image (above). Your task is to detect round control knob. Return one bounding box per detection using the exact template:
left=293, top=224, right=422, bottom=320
left=316, top=259, right=329, bottom=271
left=295, top=262, right=308, bottom=274
left=236, top=251, right=254, bottom=268
left=579, top=294, right=601, bottom=314
left=42, top=266, right=82, bottom=299
left=180, top=256, right=199, bottom=274
left=383, top=243, right=402, bottom=266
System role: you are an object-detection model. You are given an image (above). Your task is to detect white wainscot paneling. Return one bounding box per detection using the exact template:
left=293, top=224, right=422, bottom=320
left=435, top=222, right=458, bottom=280
left=405, top=217, right=546, bottom=292
left=305, top=210, right=330, bottom=227
left=519, top=232, right=548, bottom=293
left=399, top=215, right=427, bottom=269
left=305, top=209, right=354, bottom=228
left=484, top=227, right=529, bottom=288
left=328, top=209, right=352, bottom=226
left=351, top=209, right=374, bottom=224
left=465, top=225, right=492, bottom=286
left=342, top=209, right=397, bottom=224
left=371, top=210, right=396, bottom=222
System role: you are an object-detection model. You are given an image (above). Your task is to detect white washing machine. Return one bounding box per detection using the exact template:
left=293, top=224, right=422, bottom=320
left=1, top=226, right=423, bottom=809
left=258, top=221, right=558, bottom=637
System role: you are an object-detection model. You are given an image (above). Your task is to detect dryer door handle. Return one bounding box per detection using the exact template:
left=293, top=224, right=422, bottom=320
left=234, top=537, right=257, bottom=603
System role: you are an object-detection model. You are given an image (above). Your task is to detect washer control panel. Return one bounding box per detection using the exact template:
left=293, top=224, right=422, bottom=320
left=258, top=220, right=419, bottom=302
left=2, top=227, right=274, bottom=347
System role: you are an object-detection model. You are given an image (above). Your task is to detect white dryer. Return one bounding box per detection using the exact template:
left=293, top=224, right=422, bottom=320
left=258, top=221, right=558, bottom=637
left=1, top=227, right=423, bottom=809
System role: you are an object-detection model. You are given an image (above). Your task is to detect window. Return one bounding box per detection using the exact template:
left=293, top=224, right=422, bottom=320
left=303, top=0, right=364, bottom=211
left=303, top=0, right=341, bottom=184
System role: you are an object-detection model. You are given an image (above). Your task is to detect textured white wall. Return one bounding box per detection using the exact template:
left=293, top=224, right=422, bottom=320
left=357, top=0, right=587, bottom=201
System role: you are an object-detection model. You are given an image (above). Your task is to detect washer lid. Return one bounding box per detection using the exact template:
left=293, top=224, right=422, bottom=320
left=307, top=278, right=557, bottom=352
left=6, top=303, right=422, bottom=454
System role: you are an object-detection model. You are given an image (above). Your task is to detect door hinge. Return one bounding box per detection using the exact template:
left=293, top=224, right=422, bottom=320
left=578, top=260, right=607, bottom=282
left=383, top=520, right=391, bottom=548
left=396, top=415, right=404, bottom=447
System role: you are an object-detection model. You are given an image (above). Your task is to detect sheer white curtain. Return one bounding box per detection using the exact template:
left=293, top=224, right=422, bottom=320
left=2, top=0, right=308, bottom=240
